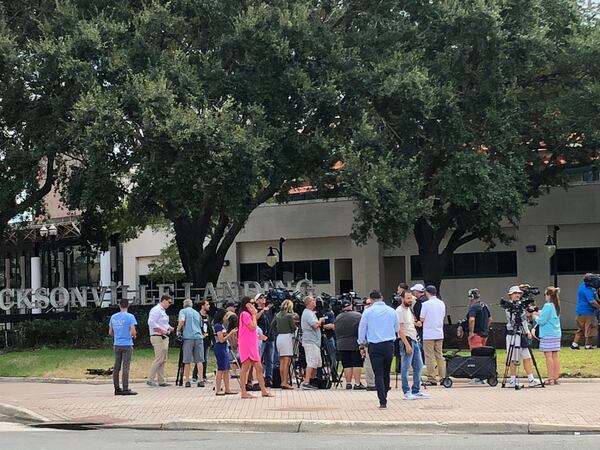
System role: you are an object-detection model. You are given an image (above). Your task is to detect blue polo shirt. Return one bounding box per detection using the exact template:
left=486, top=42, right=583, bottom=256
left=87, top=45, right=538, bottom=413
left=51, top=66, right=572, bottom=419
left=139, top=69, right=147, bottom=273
left=576, top=282, right=597, bottom=315
left=109, top=311, right=137, bottom=346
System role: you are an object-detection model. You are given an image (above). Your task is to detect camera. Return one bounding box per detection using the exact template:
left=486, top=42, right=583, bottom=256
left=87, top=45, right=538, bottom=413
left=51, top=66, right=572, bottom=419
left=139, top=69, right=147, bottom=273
left=584, top=273, right=600, bottom=290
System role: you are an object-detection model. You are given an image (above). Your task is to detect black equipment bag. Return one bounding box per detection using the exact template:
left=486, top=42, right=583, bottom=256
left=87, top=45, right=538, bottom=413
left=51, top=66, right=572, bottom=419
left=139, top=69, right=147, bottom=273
left=470, top=345, right=495, bottom=357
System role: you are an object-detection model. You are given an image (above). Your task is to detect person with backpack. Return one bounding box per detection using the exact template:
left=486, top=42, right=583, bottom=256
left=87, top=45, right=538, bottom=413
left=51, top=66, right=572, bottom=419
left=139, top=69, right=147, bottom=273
left=466, top=288, right=493, bottom=349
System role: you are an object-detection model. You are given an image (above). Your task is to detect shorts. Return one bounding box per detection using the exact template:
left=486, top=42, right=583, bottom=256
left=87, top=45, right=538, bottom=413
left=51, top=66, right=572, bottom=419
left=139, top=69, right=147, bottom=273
left=276, top=333, right=294, bottom=357
left=303, top=343, right=322, bottom=369
left=505, top=334, right=531, bottom=362
left=339, top=350, right=363, bottom=369
left=182, top=338, right=204, bottom=364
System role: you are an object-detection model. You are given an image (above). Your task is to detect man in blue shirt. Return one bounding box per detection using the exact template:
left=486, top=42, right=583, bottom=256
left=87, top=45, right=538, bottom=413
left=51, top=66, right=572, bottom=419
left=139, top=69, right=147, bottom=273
left=177, top=299, right=205, bottom=387
left=358, top=290, right=399, bottom=409
left=109, top=298, right=138, bottom=395
left=571, top=276, right=600, bottom=350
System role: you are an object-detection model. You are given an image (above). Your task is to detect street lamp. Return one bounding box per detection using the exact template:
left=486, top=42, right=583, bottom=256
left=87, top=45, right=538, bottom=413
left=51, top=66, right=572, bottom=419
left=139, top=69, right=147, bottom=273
left=545, top=225, right=560, bottom=287
left=265, top=237, right=286, bottom=269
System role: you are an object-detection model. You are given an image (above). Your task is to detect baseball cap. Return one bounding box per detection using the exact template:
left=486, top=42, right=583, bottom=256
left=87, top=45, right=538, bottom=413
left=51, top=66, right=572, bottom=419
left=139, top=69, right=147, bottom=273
left=225, top=301, right=236, bottom=308
left=425, top=285, right=437, bottom=295
left=254, top=293, right=265, bottom=301
left=410, top=283, right=425, bottom=292
left=507, top=285, right=523, bottom=295
left=341, top=299, right=352, bottom=308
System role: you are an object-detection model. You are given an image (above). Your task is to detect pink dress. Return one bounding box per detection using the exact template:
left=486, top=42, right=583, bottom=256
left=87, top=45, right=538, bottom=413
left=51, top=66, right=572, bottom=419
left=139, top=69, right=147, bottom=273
left=238, top=311, right=260, bottom=363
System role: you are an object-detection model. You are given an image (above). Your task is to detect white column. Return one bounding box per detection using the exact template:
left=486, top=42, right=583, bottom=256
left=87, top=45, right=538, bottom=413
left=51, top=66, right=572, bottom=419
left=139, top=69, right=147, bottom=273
left=31, top=256, right=42, bottom=314
left=100, top=251, right=111, bottom=307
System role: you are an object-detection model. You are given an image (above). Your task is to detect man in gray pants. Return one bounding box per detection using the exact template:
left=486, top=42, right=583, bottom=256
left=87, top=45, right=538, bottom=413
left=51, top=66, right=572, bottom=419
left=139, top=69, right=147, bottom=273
left=109, top=298, right=138, bottom=395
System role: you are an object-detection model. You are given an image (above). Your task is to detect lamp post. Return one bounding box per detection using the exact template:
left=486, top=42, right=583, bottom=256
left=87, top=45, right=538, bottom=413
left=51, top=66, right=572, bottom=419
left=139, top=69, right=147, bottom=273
left=544, top=225, right=560, bottom=287
left=265, top=237, right=286, bottom=279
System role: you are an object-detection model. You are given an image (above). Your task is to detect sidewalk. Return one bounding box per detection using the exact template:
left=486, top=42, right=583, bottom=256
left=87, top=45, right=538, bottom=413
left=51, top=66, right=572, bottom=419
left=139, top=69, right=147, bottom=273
left=1, top=378, right=599, bottom=434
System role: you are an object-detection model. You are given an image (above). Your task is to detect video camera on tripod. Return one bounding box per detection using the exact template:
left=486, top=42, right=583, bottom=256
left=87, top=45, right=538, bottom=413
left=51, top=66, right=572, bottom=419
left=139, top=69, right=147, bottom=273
left=499, top=285, right=540, bottom=317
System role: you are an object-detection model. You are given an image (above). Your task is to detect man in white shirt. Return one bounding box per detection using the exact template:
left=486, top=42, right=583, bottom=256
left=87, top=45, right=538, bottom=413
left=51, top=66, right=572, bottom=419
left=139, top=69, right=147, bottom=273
left=419, top=285, right=446, bottom=385
left=147, top=294, right=174, bottom=387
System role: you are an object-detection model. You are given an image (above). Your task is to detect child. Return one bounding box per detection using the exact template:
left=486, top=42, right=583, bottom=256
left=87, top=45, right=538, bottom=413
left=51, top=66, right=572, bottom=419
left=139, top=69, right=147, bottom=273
left=213, top=309, right=238, bottom=395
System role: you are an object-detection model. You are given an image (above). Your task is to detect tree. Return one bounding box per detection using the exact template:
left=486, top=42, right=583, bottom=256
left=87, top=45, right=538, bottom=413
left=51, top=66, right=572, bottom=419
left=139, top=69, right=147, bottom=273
left=63, top=1, right=342, bottom=286
left=339, top=1, right=600, bottom=289
left=147, top=238, right=186, bottom=284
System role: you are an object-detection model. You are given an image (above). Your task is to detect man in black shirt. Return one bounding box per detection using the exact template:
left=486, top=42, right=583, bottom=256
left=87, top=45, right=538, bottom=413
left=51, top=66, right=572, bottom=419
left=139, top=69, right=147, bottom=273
left=466, top=288, right=492, bottom=349
left=192, top=300, right=213, bottom=385
left=410, top=283, right=427, bottom=361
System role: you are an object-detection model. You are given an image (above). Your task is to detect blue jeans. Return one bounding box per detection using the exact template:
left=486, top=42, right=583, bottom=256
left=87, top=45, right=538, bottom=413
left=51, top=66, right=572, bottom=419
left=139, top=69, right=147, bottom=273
left=400, top=339, right=423, bottom=395
left=261, top=340, right=274, bottom=382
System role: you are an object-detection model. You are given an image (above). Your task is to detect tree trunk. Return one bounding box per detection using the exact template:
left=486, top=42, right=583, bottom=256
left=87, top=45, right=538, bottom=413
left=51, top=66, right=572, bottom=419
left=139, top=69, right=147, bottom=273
left=419, top=250, right=449, bottom=294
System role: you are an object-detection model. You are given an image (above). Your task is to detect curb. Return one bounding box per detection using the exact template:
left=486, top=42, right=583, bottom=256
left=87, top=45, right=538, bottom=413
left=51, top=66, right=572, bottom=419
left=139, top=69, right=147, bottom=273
left=0, top=403, right=49, bottom=424
left=104, top=419, right=600, bottom=435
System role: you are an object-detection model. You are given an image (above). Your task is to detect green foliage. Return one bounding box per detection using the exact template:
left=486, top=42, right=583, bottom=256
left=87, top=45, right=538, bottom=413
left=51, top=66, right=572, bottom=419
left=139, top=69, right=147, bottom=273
left=339, top=0, right=600, bottom=286
left=146, top=239, right=185, bottom=283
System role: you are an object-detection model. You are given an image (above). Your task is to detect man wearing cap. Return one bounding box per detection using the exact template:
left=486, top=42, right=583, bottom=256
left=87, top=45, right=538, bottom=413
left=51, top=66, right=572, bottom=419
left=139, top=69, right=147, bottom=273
left=505, top=285, right=538, bottom=386
left=467, top=288, right=492, bottom=349
left=255, top=293, right=275, bottom=387
left=358, top=290, right=399, bottom=409
left=176, top=299, right=205, bottom=387
left=420, top=285, right=446, bottom=386
left=411, top=283, right=427, bottom=362
left=335, top=299, right=365, bottom=390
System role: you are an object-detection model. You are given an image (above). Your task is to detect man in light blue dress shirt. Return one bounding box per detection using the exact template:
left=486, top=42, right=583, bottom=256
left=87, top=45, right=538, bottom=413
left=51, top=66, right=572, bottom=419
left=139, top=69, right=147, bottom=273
left=358, top=290, right=399, bottom=409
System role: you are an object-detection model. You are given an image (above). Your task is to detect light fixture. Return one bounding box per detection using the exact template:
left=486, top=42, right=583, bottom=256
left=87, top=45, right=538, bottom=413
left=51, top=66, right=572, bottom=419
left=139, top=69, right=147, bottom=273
left=266, top=247, right=278, bottom=268
left=40, top=225, right=48, bottom=238
left=544, top=235, right=556, bottom=258
left=48, top=224, right=58, bottom=237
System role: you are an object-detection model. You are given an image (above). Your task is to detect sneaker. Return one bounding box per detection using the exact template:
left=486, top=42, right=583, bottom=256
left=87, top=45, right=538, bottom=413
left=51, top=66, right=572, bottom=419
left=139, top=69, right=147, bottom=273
left=346, top=383, right=353, bottom=390
left=413, top=391, right=429, bottom=399
left=158, top=383, right=171, bottom=387
left=192, top=378, right=198, bottom=383
left=585, top=345, right=594, bottom=350
left=570, top=343, right=580, bottom=350
left=529, top=379, right=539, bottom=387
left=509, top=379, right=523, bottom=388
left=469, top=378, right=486, bottom=385
left=366, top=386, right=377, bottom=391
left=120, top=390, right=138, bottom=396
left=185, top=381, right=191, bottom=388
left=302, top=383, right=318, bottom=390
left=379, top=403, right=387, bottom=409
left=197, top=380, right=206, bottom=387
left=353, top=384, right=366, bottom=390
left=403, top=393, right=417, bottom=400
left=114, top=387, right=123, bottom=395
left=146, top=380, right=159, bottom=387
left=424, top=381, right=437, bottom=386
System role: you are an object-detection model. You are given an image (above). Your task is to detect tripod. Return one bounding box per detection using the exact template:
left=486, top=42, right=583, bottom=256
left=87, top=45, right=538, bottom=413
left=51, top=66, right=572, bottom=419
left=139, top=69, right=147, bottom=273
left=501, top=314, right=545, bottom=390
left=291, top=328, right=305, bottom=387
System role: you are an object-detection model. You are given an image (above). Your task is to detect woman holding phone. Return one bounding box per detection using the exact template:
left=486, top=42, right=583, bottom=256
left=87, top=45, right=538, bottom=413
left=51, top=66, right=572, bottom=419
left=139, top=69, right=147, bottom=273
left=237, top=296, right=273, bottom=399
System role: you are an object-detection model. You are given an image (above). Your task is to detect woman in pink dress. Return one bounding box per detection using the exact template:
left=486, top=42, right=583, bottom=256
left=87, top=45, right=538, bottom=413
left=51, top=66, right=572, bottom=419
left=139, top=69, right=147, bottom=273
left=238, top=296, right=273, bottom=399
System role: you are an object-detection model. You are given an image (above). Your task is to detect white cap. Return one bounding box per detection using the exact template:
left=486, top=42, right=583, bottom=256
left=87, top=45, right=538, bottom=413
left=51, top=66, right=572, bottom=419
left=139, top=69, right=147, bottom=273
left=410, top=283, right=425, bottom=292
left=254, top=293, right=265, bottom=301
left=507, top=285, right=523, bottom=295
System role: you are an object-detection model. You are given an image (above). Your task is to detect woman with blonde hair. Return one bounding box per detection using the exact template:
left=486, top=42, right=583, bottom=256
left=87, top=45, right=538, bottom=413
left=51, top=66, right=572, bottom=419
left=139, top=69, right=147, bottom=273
left=271, top=299, right=296, bottom=389
left=535, top=287, right=562, bottom=385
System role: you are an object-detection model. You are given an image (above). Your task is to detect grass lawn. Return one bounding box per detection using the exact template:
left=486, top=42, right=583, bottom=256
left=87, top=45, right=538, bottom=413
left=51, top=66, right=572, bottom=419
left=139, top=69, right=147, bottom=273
left=0, top=348, right=216, bottom=380
left=1, top=346, right=599, bottom=380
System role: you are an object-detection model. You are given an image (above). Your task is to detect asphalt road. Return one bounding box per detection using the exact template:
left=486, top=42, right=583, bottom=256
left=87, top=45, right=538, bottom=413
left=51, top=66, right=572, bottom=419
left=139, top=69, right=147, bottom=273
left=0, top=426, right=597, bottom=450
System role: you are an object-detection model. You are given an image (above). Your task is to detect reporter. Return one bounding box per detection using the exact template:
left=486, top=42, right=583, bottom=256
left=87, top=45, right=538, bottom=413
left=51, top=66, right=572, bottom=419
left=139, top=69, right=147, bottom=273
left=535, top=287, right=562, bottom=385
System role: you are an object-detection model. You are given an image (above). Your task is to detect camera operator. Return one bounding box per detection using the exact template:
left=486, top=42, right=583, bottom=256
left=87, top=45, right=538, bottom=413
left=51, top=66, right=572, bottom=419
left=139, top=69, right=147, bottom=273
left=334, top=299, right=365, bottom=390
left=301, top=295, right=325, bottom=390
left=392, top=283, right=409, bottom=309
left=504, top=286, right=538, bottom=386
left=571, top=274, right=600, bottom=350
left=322, top=303, right=337, bottom=376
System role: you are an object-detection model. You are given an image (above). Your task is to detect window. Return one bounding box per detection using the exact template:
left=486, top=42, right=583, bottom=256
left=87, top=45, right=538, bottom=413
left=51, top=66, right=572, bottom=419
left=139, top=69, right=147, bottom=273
left=411, top=251, right=517, bottom=279
left=551, top=247, right=600, bottom=275
left=240, top=259, right=331, bottom=284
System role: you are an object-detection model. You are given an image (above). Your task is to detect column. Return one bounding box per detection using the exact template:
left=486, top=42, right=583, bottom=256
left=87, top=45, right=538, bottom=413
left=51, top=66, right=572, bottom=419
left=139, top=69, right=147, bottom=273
left=31, top=254, right=42, bottom=314
left=100, top=250, right=111, bottom=307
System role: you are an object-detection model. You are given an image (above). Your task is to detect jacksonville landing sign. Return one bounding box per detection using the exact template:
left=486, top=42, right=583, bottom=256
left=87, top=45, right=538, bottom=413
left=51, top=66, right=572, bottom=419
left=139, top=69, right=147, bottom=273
left=0, top=279, right=314, bottom=312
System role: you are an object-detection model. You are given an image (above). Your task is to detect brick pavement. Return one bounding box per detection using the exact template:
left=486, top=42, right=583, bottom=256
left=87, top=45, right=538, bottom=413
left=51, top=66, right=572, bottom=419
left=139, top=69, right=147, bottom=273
left=1, top=379, right=599, bottom=429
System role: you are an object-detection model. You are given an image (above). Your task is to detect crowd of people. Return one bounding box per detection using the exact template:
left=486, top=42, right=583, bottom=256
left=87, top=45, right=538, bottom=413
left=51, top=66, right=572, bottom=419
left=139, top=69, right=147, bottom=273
left=106, top=274, right=599, bottom=408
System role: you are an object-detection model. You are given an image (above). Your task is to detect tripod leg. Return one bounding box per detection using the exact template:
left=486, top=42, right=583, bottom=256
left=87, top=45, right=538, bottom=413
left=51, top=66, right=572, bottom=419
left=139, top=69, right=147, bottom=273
left=501, top=333, right=516, bottom=387
left=527, top=346, right=545, bottom=388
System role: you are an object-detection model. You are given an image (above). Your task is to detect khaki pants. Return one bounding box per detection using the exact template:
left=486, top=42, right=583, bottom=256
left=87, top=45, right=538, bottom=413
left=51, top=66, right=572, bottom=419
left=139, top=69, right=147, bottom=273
left=424, top=339, right=445, bottom=383
left=574, top=315, right=598, bottom=347
left=148, top=336, right=170, bottom=384
left=364, top=347, right=375, bottom=387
